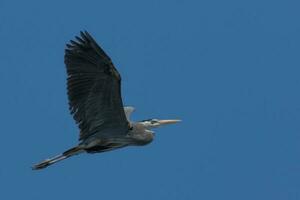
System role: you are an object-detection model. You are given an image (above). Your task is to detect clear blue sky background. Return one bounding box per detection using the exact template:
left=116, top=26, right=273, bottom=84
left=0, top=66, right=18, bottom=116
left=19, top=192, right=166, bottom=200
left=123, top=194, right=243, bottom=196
left=0, top=0, right=299, bottom=199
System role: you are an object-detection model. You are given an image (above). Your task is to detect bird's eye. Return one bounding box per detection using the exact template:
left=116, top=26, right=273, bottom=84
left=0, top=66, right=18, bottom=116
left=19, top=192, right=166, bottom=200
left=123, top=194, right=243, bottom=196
left=151, top=120, right=157, bottom=124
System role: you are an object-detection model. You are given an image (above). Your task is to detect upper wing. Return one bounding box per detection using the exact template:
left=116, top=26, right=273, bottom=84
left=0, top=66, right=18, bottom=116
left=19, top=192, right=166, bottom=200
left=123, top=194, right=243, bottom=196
left=64, top=31, right=129, bottom=141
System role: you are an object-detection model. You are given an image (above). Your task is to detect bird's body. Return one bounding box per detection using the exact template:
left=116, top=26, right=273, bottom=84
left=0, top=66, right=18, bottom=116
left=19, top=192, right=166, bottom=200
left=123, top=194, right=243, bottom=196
left=33, top=31, right=180, bottom=170
left=79, top=106, right=155, bottom=153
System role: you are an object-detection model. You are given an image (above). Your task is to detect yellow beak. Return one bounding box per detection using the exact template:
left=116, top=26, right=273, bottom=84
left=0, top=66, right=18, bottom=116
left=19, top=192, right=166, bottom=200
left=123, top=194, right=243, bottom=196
left=158, top=119, right=181, bottom=125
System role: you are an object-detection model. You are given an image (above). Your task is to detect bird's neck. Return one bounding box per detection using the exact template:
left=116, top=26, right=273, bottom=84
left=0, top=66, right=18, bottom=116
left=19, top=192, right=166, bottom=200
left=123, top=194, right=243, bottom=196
left=130, top=128, right=154, bottom=146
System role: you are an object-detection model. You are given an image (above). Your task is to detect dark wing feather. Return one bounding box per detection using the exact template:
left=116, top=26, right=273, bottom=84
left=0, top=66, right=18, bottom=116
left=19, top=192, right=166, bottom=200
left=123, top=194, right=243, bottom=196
left=64, top=31, right=129, bottom=141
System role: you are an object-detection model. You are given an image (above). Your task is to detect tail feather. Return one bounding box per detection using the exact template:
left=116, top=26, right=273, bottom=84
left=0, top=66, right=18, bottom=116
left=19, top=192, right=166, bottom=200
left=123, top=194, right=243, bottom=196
left=32, top=146, right=83, bottom=170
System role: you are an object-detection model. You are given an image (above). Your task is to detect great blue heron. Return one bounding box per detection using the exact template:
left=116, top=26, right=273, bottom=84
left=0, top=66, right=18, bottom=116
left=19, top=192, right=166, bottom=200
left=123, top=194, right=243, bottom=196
left=33, top=31, right=180, bottom=170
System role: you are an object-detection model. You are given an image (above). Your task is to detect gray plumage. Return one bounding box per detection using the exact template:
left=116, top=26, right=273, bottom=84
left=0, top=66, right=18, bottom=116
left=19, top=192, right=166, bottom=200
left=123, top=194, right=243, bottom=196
left=33, top=31, right=180, bottom=170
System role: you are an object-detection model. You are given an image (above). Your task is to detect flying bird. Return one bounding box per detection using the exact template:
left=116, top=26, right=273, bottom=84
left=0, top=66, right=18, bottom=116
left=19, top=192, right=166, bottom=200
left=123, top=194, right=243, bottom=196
left=33, top=31, right=180, bottom=170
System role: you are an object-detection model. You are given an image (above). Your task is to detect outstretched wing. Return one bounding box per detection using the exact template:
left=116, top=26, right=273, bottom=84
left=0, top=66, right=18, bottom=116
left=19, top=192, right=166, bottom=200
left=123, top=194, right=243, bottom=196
left=64, top=31, right=129, bottom=141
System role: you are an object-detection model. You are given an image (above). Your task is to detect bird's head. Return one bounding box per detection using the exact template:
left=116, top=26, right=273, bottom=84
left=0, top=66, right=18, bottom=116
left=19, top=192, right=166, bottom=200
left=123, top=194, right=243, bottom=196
left=140, top=118, right=181, bottom=129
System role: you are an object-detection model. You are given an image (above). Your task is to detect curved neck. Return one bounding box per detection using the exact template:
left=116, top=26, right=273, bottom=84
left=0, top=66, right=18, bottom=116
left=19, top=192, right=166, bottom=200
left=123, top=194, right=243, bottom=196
left=129, top=124, right=154, bottom=145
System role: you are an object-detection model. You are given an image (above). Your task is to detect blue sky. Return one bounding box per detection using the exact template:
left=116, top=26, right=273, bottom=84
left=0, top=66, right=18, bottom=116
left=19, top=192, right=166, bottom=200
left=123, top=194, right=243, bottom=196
left=0, top=0, right=299, bottom=199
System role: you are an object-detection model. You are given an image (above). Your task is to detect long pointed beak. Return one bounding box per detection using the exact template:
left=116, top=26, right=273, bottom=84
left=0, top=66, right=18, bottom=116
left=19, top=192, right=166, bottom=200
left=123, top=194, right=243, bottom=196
left=158, top=119, right=181, bottom=125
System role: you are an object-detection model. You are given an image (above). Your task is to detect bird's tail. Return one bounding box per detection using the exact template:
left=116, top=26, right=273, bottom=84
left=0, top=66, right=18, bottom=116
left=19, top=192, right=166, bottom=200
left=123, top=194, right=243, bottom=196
left=32, top=146, right=84, bottom=170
